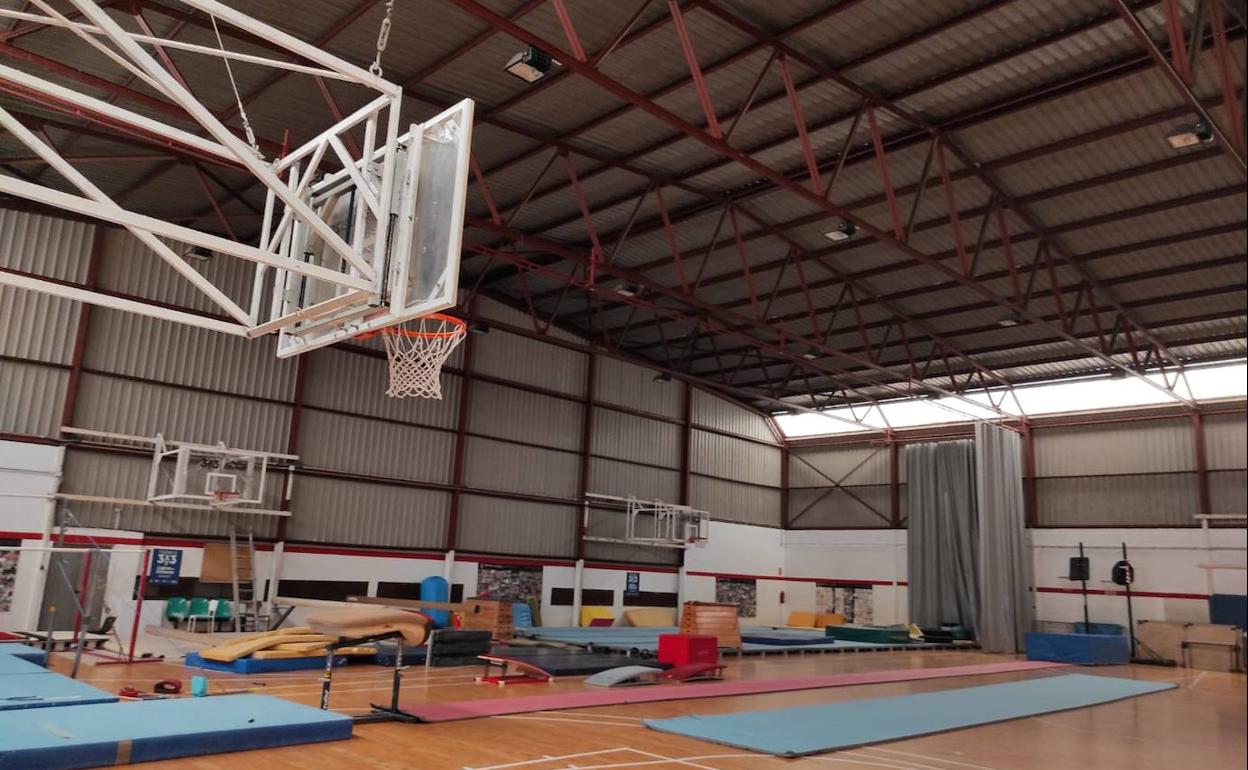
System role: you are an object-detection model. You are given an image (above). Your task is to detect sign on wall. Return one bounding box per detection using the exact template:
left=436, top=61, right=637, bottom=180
left=625, top=572, right=640, bottom=597
left=148, top=548, right=183, bottom=586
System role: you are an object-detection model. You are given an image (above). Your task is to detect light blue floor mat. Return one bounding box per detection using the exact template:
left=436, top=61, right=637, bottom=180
left=0, top=672, right=118, bottom=711
left=644, top=673, right=1176, bottom=756
left=0, top=693, right=352, bottom=769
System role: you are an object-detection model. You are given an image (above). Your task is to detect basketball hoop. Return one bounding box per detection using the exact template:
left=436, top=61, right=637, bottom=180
left=359, top=313, right=467, bottom=399
left=211, top=490, right=241, bottom=507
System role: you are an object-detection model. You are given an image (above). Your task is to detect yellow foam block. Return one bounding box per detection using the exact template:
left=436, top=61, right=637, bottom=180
left=199, top=634, right=336, bottom=663
left=786, top=611, right=817, bottom=628
left=269, top=640, right=340, bottom=652
left=816, top=613, right=846, bottom=627
left=623, top=608, right=675, bottom=627
left=305, top=607, right=430, bottom=646
left=251, top=645, right=375, bottom=660
left=579, top=606, right=614, bottom=627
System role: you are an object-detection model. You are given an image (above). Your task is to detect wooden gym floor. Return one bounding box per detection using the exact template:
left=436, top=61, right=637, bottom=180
left=52, top=650, right=1246, bottom=770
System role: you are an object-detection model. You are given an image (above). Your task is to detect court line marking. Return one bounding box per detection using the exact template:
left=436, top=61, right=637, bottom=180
left=465, top=747, right=642, bottom=770
left=863, top=747, right=1006, bottom=770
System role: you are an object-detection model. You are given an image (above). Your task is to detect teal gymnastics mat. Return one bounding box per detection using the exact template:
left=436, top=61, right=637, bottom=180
left=644, top=673, right=1175, bottom=757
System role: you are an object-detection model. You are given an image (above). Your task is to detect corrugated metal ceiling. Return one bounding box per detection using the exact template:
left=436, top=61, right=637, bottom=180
left=0, top=0, right=1242, bottom=412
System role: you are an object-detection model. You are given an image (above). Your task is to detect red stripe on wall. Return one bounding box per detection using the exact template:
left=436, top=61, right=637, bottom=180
left=685, top=570, right=907, bottom=587
left=1035, top=586, right=1209, bottom=601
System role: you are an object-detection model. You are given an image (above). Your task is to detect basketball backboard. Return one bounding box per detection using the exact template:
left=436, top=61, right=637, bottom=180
left=264, top=99, right=474, bottom=358
left=146, top=435, right=267, bottom=507
left=58, top=427, right=296, bottom=516
left=0, top=0, right=473, bottom=363
left=583, top=493, right=710, bottom=550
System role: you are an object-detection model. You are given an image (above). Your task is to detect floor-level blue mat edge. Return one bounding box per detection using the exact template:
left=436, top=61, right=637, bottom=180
left=184, top=651, right=362, bottom=673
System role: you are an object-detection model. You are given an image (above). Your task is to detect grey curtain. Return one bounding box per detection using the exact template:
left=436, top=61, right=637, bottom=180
left=906, top=440, right=978, bottom=631
left=975, top=423, right=1033, bottom=653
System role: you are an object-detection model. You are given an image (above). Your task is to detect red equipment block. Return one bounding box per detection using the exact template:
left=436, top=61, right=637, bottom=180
left=658, top=633, right=719, bottom=666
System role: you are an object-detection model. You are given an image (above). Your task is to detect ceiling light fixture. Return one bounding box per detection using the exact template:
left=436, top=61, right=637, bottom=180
left=616, top=282, right=643, bottom=297
left=504, top=46, right=555, bottom=83
left=996, top=313, right=1025, bottom=328
left=1165, top=120, right=1213, bottom=150
left=467, top=321, right=491, bottom=335
left=653, top=372, right=673, bottom=383
left=823, top=221, right=857, bottom=242
left=183, top=246, right=212, bottom=262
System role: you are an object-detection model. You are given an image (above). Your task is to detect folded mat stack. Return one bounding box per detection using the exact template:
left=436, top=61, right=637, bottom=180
left=186, top=626, right=377, bottom=674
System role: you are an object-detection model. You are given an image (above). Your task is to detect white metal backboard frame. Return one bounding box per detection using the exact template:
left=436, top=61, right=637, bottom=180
left=583, top=493, right=710, bottom=550
left=0, top=0, right=470, bottom=357
left=268, top=100, right=473, bottom=356
left=61, top=427, right=297, bottom=517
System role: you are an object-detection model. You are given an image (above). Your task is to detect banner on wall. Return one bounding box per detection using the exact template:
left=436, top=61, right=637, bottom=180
left=625, top=572, right=640, bottom=597
left=148, top=548, right=183, bottom=586
left=477, top=565, right=543, bottom=603
left=0, top=545, right=18, bottom=612
left=715, top=577, right=757, bottom=617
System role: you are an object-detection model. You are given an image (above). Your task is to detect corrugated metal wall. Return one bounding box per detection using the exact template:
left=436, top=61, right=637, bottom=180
left=787, top=444, right=898, bottom=528
left=0, top=361, right=67, bottom=437
left=685, top=387, right=785, bottom=526
left=6, top=212, right=1239, bottom=548
left=691, top=388, right=777, bottom=443
left=1034, top=418, right=1197, bottom=526
left=0, top=211, right=89, bottom=438
left=594, top=356, right=683, bottom=419
left=787, top=409, right=1246, bottom=529
left=287, top=474, right=447, bottom=548
left=2, top=211, right=785, bottom=560
left=456, top=495, right=576, bottom=556
left=1205, top=413, right=1248, bottom=517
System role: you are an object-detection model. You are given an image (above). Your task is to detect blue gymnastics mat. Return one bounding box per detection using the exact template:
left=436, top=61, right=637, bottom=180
left=0, top=643, right=47, bottom=664
left=184, top=651, right=360, bottom=673
left=1025, top=632, right=1130, bottom=665
left=644, top=673, right=1176, bottom=757
left=518, top=626, right=891, bottom=654
left=0, top=672, right=118, bottom=711
left=0, top=653, right=48, bottom=676
left=0, top=693, right=352, bottom=769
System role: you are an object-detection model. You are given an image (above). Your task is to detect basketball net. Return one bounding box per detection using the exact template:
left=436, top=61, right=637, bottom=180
left=364, top=313, right=467, bottom=399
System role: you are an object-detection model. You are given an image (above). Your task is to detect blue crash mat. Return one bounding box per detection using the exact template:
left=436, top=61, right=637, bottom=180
left=0, top=654, right=48, bottom=676
left=184, top=651, right=358, bottom=673
left=0, top=644, right=47, bottom=665
left=1025, top=632, right=1131, bottom=665
left=0, top=693, right=352, bottom=769
left=644, top=673, right=1175, bottom=757
left=0, top=672, right=118, bottom=711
